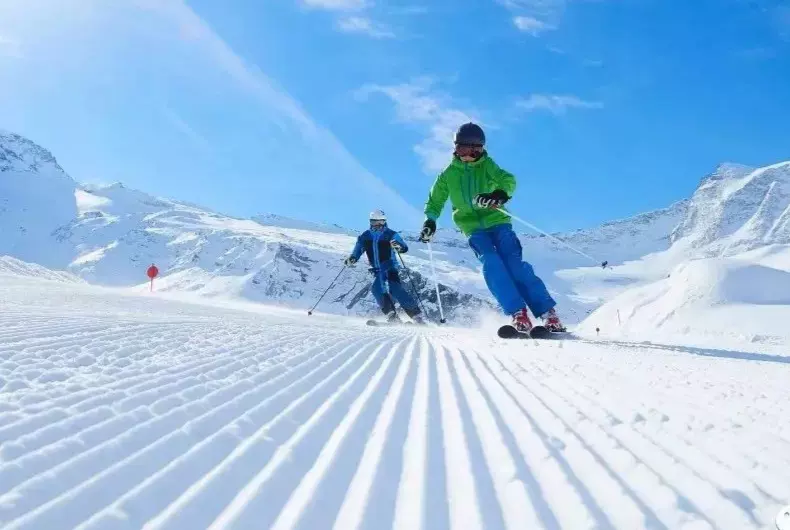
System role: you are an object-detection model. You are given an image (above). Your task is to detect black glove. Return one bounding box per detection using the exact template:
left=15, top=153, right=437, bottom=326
left=418, top=219, right=436, bottom=243
left=391, top=240, right=405, bottom=253
left=474, top=189, right=509, bottom=209
left=344, top=256, right=357, bottom=266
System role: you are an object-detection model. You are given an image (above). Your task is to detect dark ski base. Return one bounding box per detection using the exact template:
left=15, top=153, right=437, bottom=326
left=366, top=319, right=414, bottom=327
left=497, top=324, right=560, bottom=339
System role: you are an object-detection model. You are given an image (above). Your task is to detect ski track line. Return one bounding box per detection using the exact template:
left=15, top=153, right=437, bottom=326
left=525, top=348, right=790, bottom=485
left=0, top=325, right=200, bottom=390
left=2, top=322, right=304, bottom=407
left=72, top=334, right=373, bottom=530
left=500, top=352, right=746, bottom=529
left=588, top=340, right=790, bottom=443
left=487, top=354, right=696, bottom=529
left=0, top=322, right=109, bottom=343
left=0, top=326, right=158, bottom=361
left=431, top=342, right=489, bottom=530
left=138, top=334, right=393, bottom=530
left=201, top=337, right=402, bottom=530
left=470, top=350, right=658, bottom=530
left=521, top=356, right=785, bottom=527
left=331, top=335, right=421, bottom=530
left=442, top=343, right=552, bottom=530
left=0, top=333, right=362, bottom=529
left=388, top=335, right=444, bottom=530
left=0, top=332, right=318, bottom=492
left=265, top=337, right=416, bottom=530
left=450, top=344, right=616, bottom=530
left=559, top=341, right=790, bottom=457
left=0, top=328, right=309, bottom=444
left=530, top=349, right=790, bottom=506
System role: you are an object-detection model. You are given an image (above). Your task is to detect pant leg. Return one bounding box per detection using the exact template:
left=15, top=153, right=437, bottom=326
left=491, top=224, right=556, bottom=317
left=386, top=270, right=420, bottom=317
left=468, top=229, right=526, bottom=315
left=371, top=271, right=395, bottom=314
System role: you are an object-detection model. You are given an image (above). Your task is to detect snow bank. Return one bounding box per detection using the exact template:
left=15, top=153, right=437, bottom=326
left=0, top=256, right=84, bottom=283
left=579, top=257, right=790, bottom=342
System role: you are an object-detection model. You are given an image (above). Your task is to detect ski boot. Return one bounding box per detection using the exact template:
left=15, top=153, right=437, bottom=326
left=511, top=308, right=533, bottom=333
left=541, top=308, right=567, bottom=332
left=386, top=311, right=402, bottom=324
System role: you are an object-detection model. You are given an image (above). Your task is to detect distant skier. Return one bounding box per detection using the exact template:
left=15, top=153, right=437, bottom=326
left=345, top=210, right=425, bottom=324
left=418, top=122, right=566, bottom=333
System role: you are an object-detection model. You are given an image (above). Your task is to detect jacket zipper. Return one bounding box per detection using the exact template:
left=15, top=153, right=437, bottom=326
left=468, top=163, right=484, bottom=230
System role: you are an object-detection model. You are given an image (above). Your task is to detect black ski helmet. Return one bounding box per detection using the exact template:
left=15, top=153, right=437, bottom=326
left=454, top=122, right=485, bottom=146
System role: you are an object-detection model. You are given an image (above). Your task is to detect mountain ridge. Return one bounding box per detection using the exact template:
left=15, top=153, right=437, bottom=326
left=3, top=129, right=789, bottom=324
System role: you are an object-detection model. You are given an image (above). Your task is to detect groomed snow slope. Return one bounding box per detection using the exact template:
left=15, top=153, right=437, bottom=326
left=578, top=247, right=790, bottom=346
left=1, top=271, right=788, bottom=529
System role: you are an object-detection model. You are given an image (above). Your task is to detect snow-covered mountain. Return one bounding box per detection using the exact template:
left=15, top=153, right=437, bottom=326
left=575, top=162, right=790, bottom=342
left=0, top=130, right=77, bottom=269
left=1, top=132, right=494, bottom=322
left=672, top=161, right=790, bottom=256
left=3, top=129, right=789, bottom=329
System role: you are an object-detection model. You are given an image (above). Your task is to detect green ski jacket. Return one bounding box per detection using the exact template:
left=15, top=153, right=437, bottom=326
left=424, top=153, right=516, bottom=236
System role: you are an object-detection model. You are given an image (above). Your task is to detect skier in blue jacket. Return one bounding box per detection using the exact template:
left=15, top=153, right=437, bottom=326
left=345, top=210, right=425, bottom=324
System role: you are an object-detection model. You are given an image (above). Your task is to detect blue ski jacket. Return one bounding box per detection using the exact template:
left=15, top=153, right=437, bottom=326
left=350, top=227, right=409, bottom=272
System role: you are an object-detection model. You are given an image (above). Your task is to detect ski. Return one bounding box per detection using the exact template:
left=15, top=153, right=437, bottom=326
left=497, top=324, right=566, bottom=340
left=366, top=319, right=414, bottom=327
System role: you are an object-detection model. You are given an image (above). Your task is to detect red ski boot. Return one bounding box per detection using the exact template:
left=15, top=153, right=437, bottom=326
left=542, top=308, right=567, bottom=332
left=511, top=308, right=534, bottom=333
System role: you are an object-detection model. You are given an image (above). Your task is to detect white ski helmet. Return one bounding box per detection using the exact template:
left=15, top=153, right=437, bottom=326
left=369, top=209, right=387, bottom=222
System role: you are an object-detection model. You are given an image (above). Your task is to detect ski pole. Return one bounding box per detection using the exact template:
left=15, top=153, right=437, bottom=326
left=499, top=208, right=609, bottom=269
left=395, top=250, right=429, bottom=319
left=426, top=242, right=447, bottom=323
left=307, top=265, right=347, bottom=316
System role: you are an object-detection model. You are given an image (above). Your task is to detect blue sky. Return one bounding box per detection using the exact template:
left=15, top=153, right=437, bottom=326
left=1, top=0, right=789, bottom=233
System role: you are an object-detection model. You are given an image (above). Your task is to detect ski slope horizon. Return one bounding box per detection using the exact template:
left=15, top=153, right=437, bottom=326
left=0, top=264, right=789, bottom=529
left=2, top=129, right=789, bottom=320
left=4, top=128, right=790, bottom=340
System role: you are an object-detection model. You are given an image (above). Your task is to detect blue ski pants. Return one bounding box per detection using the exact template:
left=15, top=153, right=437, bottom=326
left=371, top=269, right=421, bottom=317
left=468, top=223, right=556, bottom=317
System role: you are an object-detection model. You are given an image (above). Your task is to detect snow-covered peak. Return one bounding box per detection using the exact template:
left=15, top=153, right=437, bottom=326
left=671, top=161, right=790, bottom=254
left=0, top=130, right=65, bottom=175
left=252, top=213, right=355, bottom=235
left=0, top=131, right=77, bottom=269
left=702, top=162, right=755, bottom=183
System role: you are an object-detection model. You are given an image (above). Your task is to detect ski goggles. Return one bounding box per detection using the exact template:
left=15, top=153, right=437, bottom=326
left=455, top=144, right=483, bottom=159
left=370, top=219, right=386, bottom=229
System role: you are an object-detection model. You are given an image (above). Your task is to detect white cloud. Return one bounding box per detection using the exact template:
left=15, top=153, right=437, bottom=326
left=300, top=0, right=366, bottom=10
left=357, top=78, right=478, bottom=174
left=516, top=94, right=603, bottom=114
left=296, top=0, right=396, bottom=39
left=336, top=16, right=394, bottom=38
left=513, top=16, right=553, bottom=35
left=498, top=0, right=574, bottom=34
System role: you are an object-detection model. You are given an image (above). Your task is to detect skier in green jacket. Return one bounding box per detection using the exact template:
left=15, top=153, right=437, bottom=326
left=418, top=122, right=566, bottom=333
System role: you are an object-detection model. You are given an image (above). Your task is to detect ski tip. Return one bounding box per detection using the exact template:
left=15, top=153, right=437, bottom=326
left=497, top=324, right=521, bottom=339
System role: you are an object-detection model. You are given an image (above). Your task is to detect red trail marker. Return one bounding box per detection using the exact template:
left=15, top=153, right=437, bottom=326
left=147, top=264, right=159, bottom=292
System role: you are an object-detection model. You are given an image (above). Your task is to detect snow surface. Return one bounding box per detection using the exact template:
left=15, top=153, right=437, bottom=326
left=578, top=249, right=790, bottom=345
left=1, top=267, right=788, bottom=530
